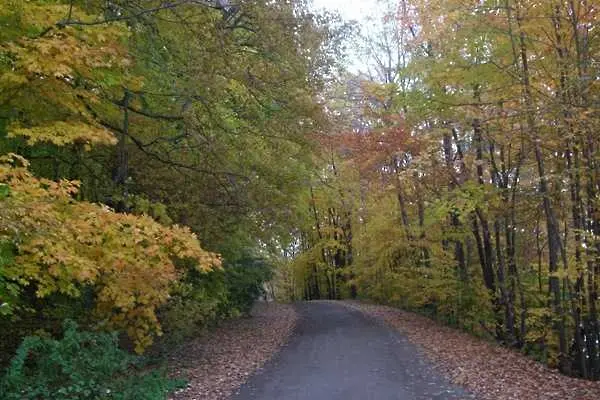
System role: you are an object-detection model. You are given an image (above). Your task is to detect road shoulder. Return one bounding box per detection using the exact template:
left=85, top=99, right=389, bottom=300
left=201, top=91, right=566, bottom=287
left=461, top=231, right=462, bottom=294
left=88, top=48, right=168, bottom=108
left=168, top=303, right=297, bottom=400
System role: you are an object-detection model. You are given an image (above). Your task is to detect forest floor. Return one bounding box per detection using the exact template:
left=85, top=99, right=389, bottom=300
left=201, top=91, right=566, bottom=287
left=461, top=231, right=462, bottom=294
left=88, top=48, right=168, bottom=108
left=342, top=300, right=600, bottom=400
left=167, top=303, right=297, bottom=400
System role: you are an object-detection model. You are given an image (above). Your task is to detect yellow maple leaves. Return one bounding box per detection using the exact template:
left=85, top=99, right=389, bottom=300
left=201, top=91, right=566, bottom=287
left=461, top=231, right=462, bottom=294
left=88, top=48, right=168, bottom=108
left=0, top=153, right=221, bottom=352
left=8, top=121, right=117, bottom=148
left=0, top=1, right=131, bottom=78
left=0, top=1, right=139, bottom=151
left=3, top=28, right=130, bottom=77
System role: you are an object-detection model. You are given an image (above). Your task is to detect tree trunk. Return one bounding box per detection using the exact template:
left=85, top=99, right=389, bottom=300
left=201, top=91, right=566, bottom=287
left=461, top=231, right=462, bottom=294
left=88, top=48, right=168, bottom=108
left=513, top=4, right=568, bottom=372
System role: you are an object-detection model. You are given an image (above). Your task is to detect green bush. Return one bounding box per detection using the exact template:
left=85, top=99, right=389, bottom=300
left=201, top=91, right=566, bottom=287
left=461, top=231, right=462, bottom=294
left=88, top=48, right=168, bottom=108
left=0, top=320, right=183, bottom=400
left=224, top=256, right=273, bottom=315
left=159, top=269, right=229, bottom=345
left=155, top=254, right=273, bottom=349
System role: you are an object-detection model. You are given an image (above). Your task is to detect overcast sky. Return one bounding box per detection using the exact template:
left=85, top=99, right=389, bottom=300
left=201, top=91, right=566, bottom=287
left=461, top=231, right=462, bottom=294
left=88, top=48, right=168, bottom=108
left=311, top=0, right=385, bottom=74
left=311, top=0, right=376, bottom=22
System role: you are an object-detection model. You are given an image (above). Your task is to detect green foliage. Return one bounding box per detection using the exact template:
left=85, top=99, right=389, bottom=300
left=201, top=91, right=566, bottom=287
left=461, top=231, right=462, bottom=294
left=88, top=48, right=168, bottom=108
left=224, top=256, right=273, bottom=315
left=0, top=240, right=18, bottom=317
left=158, top=255, right=274, bottom=346
left=0, top=0, right=346, bottom=379
left=109, top=193, right=173, bottom=225
left=158, top=268, right=229, bottom=345
left=0, top=320, right=183, bottom=400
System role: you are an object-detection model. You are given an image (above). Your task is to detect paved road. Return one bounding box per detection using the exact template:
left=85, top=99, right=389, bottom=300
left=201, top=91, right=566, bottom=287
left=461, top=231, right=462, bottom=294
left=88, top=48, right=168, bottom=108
left=233, top=301, right=473, bottom=400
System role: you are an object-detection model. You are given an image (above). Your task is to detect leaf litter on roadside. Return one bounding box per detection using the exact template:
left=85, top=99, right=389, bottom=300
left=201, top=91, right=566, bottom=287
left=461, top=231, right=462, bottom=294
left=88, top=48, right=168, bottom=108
left=343, top=301, right=600, bottom=400
left=168, top=303, right=297, bottom=400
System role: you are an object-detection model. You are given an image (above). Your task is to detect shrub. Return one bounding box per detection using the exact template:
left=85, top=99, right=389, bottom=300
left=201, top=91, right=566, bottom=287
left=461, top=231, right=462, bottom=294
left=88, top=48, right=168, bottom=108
left=224, top=256, right=273, bottom=315
left=155, top=256, right=273, bottom=349
left=0, top=320, right=183, bottom=400
left=158, top=269, right=229, bottom=345
left=0, top=154, right=221, bottom=352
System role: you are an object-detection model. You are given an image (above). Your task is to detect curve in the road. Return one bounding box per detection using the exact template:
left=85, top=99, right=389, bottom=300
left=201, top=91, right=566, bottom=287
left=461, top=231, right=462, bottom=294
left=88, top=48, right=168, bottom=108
left=233, top=301, right=473, bottom=400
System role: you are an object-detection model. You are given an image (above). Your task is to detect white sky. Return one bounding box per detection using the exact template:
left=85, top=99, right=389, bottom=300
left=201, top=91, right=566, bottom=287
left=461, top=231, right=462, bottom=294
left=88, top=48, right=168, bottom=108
left=311, top=0, right=386, bottom=74
left=311, top=0, right=376, bottom=22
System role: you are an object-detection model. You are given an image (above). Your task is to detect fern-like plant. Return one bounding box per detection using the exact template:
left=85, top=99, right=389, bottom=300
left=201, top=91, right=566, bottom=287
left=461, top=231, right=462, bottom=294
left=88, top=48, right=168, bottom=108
left=0, top=320, right=184, bottom=400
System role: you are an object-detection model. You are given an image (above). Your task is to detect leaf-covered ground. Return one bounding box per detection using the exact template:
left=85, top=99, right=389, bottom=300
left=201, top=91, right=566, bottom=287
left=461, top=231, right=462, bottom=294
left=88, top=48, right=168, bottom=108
left=168, top=303, right=297, bottom=400
left=342, top=301, right=600, bottom=400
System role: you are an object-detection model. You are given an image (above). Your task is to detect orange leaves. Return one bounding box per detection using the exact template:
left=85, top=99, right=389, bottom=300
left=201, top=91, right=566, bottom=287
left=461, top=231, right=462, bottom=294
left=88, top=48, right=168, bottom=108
left=0, top=155, right=221, bottom=352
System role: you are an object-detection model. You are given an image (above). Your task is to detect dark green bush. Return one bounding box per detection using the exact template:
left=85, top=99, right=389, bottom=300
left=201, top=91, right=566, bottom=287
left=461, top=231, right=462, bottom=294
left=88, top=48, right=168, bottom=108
left=224, top=256, right=273, bottom=315
left=155, top=254, right=273, bottom=350
left=0, top=320, right=183, bottom=400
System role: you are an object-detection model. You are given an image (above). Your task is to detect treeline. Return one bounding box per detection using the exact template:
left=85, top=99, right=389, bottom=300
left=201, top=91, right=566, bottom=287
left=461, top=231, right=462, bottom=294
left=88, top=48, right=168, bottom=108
left=0, top=0, right=344, bottom=397
left=284, top=0, right=600, bottom=380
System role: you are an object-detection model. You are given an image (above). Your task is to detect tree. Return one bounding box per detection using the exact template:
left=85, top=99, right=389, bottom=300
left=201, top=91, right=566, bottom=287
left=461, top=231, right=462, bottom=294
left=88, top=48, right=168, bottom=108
left=286, top=0, right=600, bottom=380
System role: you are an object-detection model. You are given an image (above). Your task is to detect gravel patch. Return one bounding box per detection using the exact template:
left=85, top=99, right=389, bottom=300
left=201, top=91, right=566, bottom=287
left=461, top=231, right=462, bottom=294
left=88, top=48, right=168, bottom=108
left=168, top=303, right=297, bottom=400
left=341, top=300, right=600, bottom=400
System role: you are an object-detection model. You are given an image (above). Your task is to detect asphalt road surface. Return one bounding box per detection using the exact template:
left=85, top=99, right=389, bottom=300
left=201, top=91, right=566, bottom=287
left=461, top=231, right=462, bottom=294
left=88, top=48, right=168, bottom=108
left=233, top=301, right=473, bottom=400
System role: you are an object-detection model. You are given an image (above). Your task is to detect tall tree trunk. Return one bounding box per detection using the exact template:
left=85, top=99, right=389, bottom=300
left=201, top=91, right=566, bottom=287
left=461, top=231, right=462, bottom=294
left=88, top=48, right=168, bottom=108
left=473, top=119, right=496, bottom=293
left=495, top=220, right=513, bottom=342
left=443, top=130, right=468, bottom=280
left=513, top=2, right=568, bottom=372
left=564, top=0, right=600, bottom=378
left=309, top=186, right=324, bottom=299
left=551, top=1, right=588, bottom=376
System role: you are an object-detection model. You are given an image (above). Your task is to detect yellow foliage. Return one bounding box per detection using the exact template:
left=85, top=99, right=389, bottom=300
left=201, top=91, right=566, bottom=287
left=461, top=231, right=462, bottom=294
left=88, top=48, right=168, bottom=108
left=9, top=121, right=117, bottom=148
left=0, top=1, right=139, bottom=150
left=1, top=2, right=130, bottom=81
left=0, top=154, right=221, bottom=352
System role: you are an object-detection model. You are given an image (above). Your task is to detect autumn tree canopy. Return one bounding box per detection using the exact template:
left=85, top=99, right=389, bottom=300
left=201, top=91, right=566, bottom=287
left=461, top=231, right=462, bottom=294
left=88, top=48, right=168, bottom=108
left=282, top=0, right=600, bottom=381
left=2, top=0, right=600, bottom=390
left=0, top=0, right=349, bottom=365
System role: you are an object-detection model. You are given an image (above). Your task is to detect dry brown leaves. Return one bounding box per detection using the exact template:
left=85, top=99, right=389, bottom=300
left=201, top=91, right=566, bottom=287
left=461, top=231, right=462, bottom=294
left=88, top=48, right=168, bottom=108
left=341, top=301, right=600, bottom=400
left=168, top=303, right=297, bottom=400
